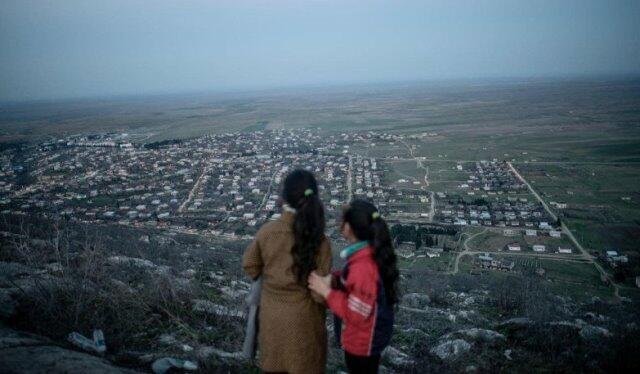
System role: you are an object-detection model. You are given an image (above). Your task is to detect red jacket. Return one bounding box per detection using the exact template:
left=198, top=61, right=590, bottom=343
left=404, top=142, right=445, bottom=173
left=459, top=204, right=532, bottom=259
left=326, top=244, right=394, bottom=356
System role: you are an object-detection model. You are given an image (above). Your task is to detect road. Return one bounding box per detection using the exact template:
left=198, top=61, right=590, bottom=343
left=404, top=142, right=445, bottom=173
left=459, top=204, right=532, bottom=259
left=256, top=167, right=280, bottom=212
left=384, top=157, right=640, bottom=166
left=398, top=139, right=435, bottom=220
left=398, top=139, right=430, bottom=187
left=449, top=228, right=488, bottom=274
left=347, top=155, right=353, bottom=202
left=507, top=162, right=557, bottom=222
left=178, top=159, right=211, bottom=213
left=427, top=191, right=435, bottom=223
left=507, top=162, right=621, bottom=299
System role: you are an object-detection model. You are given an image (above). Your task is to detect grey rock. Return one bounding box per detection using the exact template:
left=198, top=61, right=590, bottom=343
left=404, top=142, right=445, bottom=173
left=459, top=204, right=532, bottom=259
left=402, top=293, right=431, bottom=309
left=197, top=346, right=244, bottom=361
left=151, top=357, right=198, bottom=374
left=382, top=346, right=414, bottom=367
left=430, top=339, right=472, bottom=360
left=0, top=326, right=51, bottom=349
left=0, top=325, right=140, bottom=373
left=496, top=317, right=533, bottom=328
left=580, top=325, right=612, bottom=340
left=504, top=349, right=513, bottom=360
left=402, top=328, right=429, bottom=340
left=547, top=321, right=582, bottom=330
left=441, top=328, right=505, bottom=344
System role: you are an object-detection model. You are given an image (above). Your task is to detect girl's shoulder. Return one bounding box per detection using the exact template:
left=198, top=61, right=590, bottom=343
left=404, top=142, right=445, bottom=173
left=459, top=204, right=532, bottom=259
left=257, top=217, right=292, bottom=236
left=346, top=255, right=379, bottom=281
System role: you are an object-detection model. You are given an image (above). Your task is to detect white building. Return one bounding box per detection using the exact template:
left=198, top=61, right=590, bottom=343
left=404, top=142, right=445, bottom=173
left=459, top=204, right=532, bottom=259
left=508, top=243, right=521, bottom=251
left=532, top=245, right=546, bottom=252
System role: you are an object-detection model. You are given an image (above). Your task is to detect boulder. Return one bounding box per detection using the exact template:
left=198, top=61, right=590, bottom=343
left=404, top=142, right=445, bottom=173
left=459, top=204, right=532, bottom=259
left=496, top=317, right=532, bottom=329
left=197, top=346, right=244, bottom=361
left=504, top=349, right=513, bottom=360
left=401, top=328, right=429, bottom=340
left=382, top=346, right=414, bottom=367
left=0, top=325, right=140, bottom=373
left=441, top=328, right=505, bottom=344
left=430, top=339, right=471, bottom=360
left=579, top=325, right=612, bottom=340
left=402, top=293, right=431, bottom=309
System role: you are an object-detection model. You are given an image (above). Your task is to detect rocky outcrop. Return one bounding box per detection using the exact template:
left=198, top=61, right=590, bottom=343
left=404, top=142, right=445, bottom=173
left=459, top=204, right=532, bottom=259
left=382, top=346, right=415, bottom=367
left=579, top=325, right=612, bottom=340
left=0, top=325, right=141, bottom=373
left=441, top=328, right=505, bottom=344
left=430, top=339, right=471, bottom=360
left=402, top=293, right=431, bottom=309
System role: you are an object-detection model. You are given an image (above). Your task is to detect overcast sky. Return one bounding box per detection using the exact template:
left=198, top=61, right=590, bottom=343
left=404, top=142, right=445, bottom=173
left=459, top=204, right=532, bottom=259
left=1, top=0, right=639, bottom=102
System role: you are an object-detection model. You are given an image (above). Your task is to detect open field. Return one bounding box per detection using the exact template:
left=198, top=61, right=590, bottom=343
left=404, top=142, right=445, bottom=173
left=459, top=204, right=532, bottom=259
left=517, top=163, right=640, bottom=253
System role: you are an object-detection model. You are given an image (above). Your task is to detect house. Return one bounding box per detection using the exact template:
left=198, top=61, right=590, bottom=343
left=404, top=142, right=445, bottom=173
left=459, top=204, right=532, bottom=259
left=503, top=229, right=517, bottom=237
left=549, top=230, right=561, bottom=238
left=426, top=251, right=440, bottom=258
left=500, top=260, right=515, bottom=271
left=478, top=254, right=495, bottom=268
left=507, top=243, right=521, bottom=251
left=525, top=229, right=537, bottom=237
left=558, top=247, right=572, bottom=254
left=477, top=254, right=514, bottom=271
left=532, top=245, right=546, bottom=252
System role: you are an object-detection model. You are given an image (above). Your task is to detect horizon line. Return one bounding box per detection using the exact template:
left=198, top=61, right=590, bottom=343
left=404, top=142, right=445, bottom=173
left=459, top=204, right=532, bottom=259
left=2, top=72, right=640, bottom=107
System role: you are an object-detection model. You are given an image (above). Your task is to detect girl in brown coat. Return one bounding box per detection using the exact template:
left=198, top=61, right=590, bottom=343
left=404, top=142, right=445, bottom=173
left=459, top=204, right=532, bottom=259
left=243, top=169, right=332, bottom=373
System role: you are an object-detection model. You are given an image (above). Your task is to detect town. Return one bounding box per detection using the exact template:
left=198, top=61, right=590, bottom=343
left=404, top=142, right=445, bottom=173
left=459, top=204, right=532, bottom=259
left=3, top=128, right=618, bottom=268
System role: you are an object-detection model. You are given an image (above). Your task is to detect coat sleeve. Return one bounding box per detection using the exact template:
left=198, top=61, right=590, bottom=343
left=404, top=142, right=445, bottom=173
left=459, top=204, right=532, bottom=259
left=326, top=263, right=377, bottom=326
left=310, top=237, right=333, bottom=303
left=242, top=233, right=263, bottom=280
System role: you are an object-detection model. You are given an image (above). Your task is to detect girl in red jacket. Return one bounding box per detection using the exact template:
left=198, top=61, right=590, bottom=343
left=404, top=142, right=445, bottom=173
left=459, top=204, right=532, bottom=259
left=309, top=200, right=399, bottom=374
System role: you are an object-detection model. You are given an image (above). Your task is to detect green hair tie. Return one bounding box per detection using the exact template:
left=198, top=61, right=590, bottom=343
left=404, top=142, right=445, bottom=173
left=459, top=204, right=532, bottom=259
left=304, top=188, right=314, bottom=197
left=372, top=211, right=381, bottom=220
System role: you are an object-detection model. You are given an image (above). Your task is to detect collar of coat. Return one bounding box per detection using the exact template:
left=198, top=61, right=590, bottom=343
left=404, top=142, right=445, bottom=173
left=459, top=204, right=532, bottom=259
left=340, top=240, right=370, bottom=259
left=280, top=210, right=295, bottom=224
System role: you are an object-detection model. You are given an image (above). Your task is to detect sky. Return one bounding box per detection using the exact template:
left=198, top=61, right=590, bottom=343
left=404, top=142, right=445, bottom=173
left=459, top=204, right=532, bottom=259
left=1, top=0, right=639, bottom=102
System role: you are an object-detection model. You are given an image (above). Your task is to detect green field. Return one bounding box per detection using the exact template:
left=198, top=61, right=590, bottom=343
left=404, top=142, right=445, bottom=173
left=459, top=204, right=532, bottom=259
left=518, top=163, right=640, bottom=252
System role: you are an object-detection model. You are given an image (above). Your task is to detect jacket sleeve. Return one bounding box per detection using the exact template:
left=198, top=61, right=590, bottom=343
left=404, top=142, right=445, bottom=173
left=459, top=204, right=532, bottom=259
left=310, top=237, right=333, bottom=303
left=242, top=234, right=263, bottom=280
left=326, top=264, right=377, bottom=326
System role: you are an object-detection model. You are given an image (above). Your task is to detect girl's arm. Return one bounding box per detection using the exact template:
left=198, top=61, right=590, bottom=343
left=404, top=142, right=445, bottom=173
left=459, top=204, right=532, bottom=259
left=242, top=235, right=263, bottom=280
left=310, top=238, right=333, bottom=303
left=325, top=264, right=377, bottom=325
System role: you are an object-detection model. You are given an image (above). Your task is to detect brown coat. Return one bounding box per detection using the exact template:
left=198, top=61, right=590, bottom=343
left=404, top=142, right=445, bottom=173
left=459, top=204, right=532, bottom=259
left=242, top=211, right=332, bottom=373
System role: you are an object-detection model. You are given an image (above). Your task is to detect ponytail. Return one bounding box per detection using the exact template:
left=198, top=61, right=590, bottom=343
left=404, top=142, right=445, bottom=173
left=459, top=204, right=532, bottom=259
left=371, top=216, right=400, bottom=306
left=283, top=170, right=326, bottom=286
left=343, top=199, right=400, bottom=306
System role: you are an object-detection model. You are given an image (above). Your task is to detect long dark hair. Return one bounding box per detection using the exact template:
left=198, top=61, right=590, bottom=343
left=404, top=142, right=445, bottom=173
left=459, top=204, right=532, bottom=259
left=282, top=169, right=326, bottom=286
left=342, top=200, right=400, bottom=306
